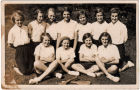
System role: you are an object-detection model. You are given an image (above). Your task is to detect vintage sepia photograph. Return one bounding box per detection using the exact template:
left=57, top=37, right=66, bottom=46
left=1, top=0, right=138, bottom=89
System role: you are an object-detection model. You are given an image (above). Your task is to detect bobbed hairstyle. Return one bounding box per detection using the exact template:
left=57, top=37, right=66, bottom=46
left=77, top=10, right=87, bottom=23
left=33, top=9, right=44, bottom=19
left=82, top=33, right=94, bottom=43
left=110, top=7, right=120, bottom=15
left=11, top=10, right=25, bottom=23
left=62, top=6, right=72, bottom=16
left=98, top=32, right=112, bottom=44
left=41, top=33, right=52, bottom=42
left=95, top=7, right=104, bottom=17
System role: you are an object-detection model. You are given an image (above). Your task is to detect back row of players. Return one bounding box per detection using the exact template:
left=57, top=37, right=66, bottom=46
left=8, top=7, right=134, bottom=84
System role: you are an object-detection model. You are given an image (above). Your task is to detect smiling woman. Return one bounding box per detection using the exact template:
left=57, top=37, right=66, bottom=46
left=95, top=32, right=120, bottom=82
left=7, top=10, right=34, bottom=75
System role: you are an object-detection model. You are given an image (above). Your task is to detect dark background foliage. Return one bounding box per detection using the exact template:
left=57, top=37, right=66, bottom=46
left=5, top=4, right=136, bottom=37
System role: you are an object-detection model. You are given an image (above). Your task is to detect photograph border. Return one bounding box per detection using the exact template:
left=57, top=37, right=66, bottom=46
left=1, top=0, right=139, bottom=89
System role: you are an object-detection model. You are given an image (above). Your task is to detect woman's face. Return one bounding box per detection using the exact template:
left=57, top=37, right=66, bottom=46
left=48, top=11, right=55, bottom=22
left=15, top=16, right=23, bottom=27
left=96, top=12, right=104, bottom=23
left=42, top=36, right=50, bottom=47
left=37, top=12, right=44, bottom=23
left=101, top=36, right=109, bottom=47
left=85, top=37, right=93, bottom=48
left=111, top=13, right=119, bottom=24
left=79, top=14, right=87, bottom=25
left=62, top=39, right=70, bottom=49
left=63, top=11, right=71, bottom=22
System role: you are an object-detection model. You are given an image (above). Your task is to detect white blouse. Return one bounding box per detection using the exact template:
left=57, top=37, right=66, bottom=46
left=56, top=19, right=77, bottom=40
left=46, top=23, right=57, bottom=40
left=29, top=20, right=46, bottom=42
left=91, top=21, right=108, bottom=40
left=34, top=43, right=55, bottom=63
left=98, top=44, right=120, bottom=60
left=79, top=44, right=97, bottom=62
left=8, top=24, right=30, bottom=47
left=107, top=20, right=128, bottom=45
left=56, top=47, right=75, bottom=62
left=75, top=23, right=92, bottom=42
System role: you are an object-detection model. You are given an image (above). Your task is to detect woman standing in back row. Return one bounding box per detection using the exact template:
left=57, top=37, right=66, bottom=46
left=8, top=10, right=34, bottom=75
left=74, top=10, right=93, bottom=62
left=46, top=8, right=58, bottom=50
left=106, top=8, right=134, bottom=72
left=91, top=7, right=108, bottom=47
left=56, top=7, right=78, bottom=50
left=28, top=9, right=48, bottom=51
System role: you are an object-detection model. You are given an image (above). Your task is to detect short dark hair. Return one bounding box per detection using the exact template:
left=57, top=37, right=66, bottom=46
left=82, top=33, right=94, bottom=43
left=99, top=32, right=112, bottom=44
left=95, top=7, right=104, bottom=17
left=11, top=10, right=25, bottom=23
left=62, top=6, right=72, bottom=15
left=34, top=9, right=44, bottom=19
left=110, top=8, right=120, bottom=14
left=41, top=33, right=52, bottom=42
left=77, top=10, right=87, bottom=23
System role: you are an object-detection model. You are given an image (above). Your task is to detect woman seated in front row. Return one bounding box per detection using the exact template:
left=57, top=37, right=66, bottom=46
left=95, top=32, right=120, bottom=82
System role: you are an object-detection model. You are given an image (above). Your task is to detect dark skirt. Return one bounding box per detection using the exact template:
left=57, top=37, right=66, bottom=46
left=31, top=41, right=40, bottom=52
left=116, top=44, right=126, bottom=68
left=105, top=64, right=120, bottom=77
left=15, top=44, right=34, bottom=75
left=51, top=40, right=56, bottom=51
left=79, top=62, right=96, bottom=69
left=75, top=41, right=83, bottom=63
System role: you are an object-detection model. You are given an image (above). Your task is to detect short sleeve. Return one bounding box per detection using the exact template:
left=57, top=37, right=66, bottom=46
left=34, top=44, right=41, bottom=56
left=74, top=23, right=79, bottom=32
left=46, top=28, right=49, bottom=33
left=78, top=45, right=84, bottom=54
left=56, top=47, right=61, bottom=59
left=122, top=24, right=128, bottom=43
left=51, top=46, right=55, bottom=55
left=55, top=22, right=61, bottom=34
left=8, top=30, right=14, bottom=44
left=113, top=45, right=120, bottom=60
left=70, top=48, right=75, bottom=59
left=97, top=46, right=103, bottom=58
left=92, top=44, right=98, bottom=54
left=104, top=22, right=109, bottom=32
left=46, top=24, right=51, bottom=33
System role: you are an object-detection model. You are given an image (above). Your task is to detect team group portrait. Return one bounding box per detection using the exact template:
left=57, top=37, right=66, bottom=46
left=4, top=3, right=137, bottom=85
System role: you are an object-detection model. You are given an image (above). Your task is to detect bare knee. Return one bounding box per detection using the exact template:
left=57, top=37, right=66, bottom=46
left=34, top=61, right=42, bottom=68
left=71, top=64, right=80, bottom=69
left=92, top=65, right=100, bottom=71
left=108, top=65, right=118, bottom=73
left=111, top=65, right=118, bottom=71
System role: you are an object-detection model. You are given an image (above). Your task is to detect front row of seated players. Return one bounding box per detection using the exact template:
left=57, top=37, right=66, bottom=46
left=29, top=33, right=79, bottom=84
left=29, top=32, right=120, bottom=84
